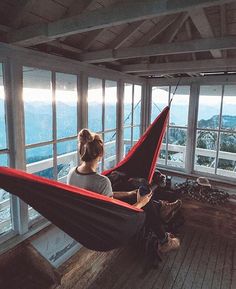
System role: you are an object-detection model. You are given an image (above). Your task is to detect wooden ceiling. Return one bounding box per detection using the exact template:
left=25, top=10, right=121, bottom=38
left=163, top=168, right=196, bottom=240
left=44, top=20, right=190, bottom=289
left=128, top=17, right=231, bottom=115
left=0, top=0, right=236, bottom=78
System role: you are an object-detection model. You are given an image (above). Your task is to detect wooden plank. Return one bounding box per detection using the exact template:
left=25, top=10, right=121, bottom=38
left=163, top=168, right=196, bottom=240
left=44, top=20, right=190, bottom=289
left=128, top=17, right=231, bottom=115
left=122, top=58, right=236, bottom=75
left=162, top=228, right=195, bottom=289
left=189, top=232, right=214, bottom=289
left=170, top=230, right=200, bottom=289
left=221, top=241, right=235, bottom=289
left=201, top=235, right=221, bottom=289
left=7, top=0, right=234, bottom=46
left=189, top=8, right=222, bottom=58
left=181, top=231, right=206, bottom=289
left=211, top=238, right=228, bottom=289
left=80, top=36, right=236, bottom=63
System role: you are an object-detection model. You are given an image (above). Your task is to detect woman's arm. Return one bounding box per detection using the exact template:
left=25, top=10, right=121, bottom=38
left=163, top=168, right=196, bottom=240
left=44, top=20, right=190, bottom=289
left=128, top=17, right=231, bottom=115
left=113, top=190, right=137, bottom=200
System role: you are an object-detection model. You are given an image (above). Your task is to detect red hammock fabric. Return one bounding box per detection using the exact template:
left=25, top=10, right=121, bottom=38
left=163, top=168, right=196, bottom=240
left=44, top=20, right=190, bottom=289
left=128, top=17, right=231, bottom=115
left=0, top=106, right=169, bottom=251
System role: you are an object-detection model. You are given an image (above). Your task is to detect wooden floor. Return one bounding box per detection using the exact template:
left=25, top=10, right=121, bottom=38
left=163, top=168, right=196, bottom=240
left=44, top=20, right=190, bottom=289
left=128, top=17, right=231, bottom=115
left=83, top=226, right=236, bottom=289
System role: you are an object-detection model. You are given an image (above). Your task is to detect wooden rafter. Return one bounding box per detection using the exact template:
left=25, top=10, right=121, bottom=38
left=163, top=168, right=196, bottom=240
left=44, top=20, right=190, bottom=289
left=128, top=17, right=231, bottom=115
left=7, top=0, right=233, bottom=47
left=121, top=58, right=236, bottom=75
left=81, top=29, right=105, bottom=50
left=79, top=35, right=236, bottom=63
left=189, top=8, right=222, bottom=58
left=185, top=18, right=197, bottom=60
left=107, top=20, right=148, bottom=49
left=134, top=15, right=178, bottom=46
left=11, top=0, right=38, bottom=28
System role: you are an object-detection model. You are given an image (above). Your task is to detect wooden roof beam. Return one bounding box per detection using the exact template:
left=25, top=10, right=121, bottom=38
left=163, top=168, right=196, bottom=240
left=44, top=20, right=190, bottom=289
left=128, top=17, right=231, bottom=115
left=81, top=29, right=105, bottom=50
left=121, top=58, right=236, bottom=75
left=80, top=35, right=236, bottom=63
left=189, top=8, right=222, bottom=58
left=11, top=0, right=38, bottom=28
left=7, top=0, right=234, bottom=47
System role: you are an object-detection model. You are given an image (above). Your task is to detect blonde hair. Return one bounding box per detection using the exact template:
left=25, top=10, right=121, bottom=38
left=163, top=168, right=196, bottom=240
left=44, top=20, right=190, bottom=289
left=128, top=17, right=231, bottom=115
left=78, top=129, right=104, bottom=162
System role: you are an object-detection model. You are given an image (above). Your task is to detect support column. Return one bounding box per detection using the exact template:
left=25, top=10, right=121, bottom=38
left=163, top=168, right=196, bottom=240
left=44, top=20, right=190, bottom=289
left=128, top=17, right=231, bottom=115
left=116, top=80, right=124, bottom=162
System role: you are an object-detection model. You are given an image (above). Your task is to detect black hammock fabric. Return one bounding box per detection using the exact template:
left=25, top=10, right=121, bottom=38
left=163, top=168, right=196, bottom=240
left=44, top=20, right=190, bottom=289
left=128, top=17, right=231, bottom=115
left=0, top=106, right=169, bottom=251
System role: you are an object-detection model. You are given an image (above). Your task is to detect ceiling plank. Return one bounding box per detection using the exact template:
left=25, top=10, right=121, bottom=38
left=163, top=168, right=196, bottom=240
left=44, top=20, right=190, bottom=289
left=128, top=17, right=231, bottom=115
left=81, top=29, right=105, bottom=50
left=80, top=35, right=236, bottom=63
left=135, top=15, right=178, bottom=46
left=189, top=8, right=222, bottom=58
left=7, top=0, right=233, bottom=46
left=107, top=20, right=148, bottom=49
left=47, top=40, right=82, bottom=53
left=185, top=18, right=196, bottom=60
left=220, top=4, right=227, bottom=58
left=121, top=58, right=236, bottom=75
left=65, top=0, right=97, bottom=17
left=11, top=0, right=38, bottom=28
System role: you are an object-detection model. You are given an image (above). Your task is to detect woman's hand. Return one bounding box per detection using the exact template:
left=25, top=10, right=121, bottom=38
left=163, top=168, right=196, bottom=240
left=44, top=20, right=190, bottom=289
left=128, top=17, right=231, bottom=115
left=135, top=190, right=153, bottom=209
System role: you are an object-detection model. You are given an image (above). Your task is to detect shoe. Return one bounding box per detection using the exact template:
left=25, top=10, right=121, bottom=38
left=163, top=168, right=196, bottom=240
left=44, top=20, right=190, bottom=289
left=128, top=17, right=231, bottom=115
left=158, top=233, right=180, bottom=253
left=160, top=199, right=182, bottom=223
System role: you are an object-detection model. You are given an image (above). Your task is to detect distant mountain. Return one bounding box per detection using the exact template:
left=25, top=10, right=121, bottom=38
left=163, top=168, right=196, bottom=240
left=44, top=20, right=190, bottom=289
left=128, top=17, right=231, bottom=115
left=198, top=115, right=236, bottom=129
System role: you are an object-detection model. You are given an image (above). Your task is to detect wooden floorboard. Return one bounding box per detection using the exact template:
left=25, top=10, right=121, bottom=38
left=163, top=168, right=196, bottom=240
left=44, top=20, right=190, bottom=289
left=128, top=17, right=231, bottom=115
left=85, top=226, right=236, bottom=289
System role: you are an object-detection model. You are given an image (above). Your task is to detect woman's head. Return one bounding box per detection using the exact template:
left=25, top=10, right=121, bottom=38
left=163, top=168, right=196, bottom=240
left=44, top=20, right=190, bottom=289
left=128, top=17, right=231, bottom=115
left=78, top=129, right=104, bottom=162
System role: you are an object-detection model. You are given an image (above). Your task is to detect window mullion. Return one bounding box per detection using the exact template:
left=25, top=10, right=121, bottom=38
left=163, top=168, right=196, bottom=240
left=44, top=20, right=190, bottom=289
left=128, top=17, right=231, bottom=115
left=52, top=71, right=57, bottom=179
left=186, top=83, right=199, bottom=174
left=131, top=84, right=134, bottom=147
left=214, top=85, right=225, bottom=174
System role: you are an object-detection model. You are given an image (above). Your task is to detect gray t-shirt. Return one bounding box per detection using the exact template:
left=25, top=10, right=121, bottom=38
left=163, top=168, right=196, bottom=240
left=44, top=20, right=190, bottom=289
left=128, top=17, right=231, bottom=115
left=67, top=167, right=113, bottom=198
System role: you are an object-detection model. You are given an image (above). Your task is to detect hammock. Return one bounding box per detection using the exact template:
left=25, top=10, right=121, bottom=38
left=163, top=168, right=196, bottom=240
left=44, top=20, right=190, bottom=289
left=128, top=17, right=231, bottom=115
left=0, top=106, right=169, bottom=251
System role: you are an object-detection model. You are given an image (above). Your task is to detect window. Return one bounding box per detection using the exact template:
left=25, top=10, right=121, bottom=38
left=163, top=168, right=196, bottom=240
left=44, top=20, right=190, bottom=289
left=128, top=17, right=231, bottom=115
left=195, top=85, right=236, bottom=178
left=23, top=68, right=78, bottom=222
left=123, top=83, right=142, bottom=155
left=88, top=77, right=117, bottom=171
left=151, top=86, right=190, bottom=169
left=0, top=63, right=13, bottom=236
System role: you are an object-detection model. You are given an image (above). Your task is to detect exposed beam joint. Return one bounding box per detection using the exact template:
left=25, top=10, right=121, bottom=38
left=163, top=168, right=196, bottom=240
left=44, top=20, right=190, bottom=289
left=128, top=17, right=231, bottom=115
left=80, top=36, right=236, bottom=63
left=189, top=8, right=222, bottom=58
left=7, top=0, right=234, bottom=47
left=82, top=29, right=105, bottom=50
left=121, top=58, right=236, bottom=75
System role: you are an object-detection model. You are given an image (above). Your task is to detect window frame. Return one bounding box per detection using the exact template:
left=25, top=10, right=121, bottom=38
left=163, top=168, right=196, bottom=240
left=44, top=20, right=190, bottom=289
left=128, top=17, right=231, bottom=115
left=149, top=75, right=236, bottom=184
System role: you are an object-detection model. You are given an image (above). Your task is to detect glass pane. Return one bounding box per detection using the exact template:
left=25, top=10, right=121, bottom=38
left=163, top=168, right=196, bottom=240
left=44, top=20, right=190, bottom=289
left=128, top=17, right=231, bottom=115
left=104, top=131, right=116, bottom=170
left=124, top=127, right=131, bottom=156
left=88, top=77, right=103, bottom=132
left=195, top=130, right=217, bottom=173
left=221, top=85, right=236, bottom=131
left=56, top=73, right=77, bottom=139
left=23, top=67, right=52, bottom=145
left=26, top=144, right=53, bottom=221
left=217, top=133, right=236, bottom=178
left=197, top=85, right=222, bottom=129
left=167, top=128, right=187, bottom=168
left=0, top=64, right=7, bottom=150
left=124, top=83, right=133, bottom=126
left=0, top=154, right=12, bottom=235
left=157, top=133, right=166, bottom=165
left=133, top=126, right=140, bottom=143
left=105, top=80, right=117, bottom=130
left=170, top=86, right=190, bottom=127
left=133, top=85, right=142, bottom=125
left=57, top=139, right=78, bottom=180
left=151, top=86, right=169, bottom=123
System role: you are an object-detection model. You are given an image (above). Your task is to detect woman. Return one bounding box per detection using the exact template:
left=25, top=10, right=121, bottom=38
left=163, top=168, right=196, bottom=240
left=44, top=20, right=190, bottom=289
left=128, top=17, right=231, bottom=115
left=67, top=129, right=180, bottom=253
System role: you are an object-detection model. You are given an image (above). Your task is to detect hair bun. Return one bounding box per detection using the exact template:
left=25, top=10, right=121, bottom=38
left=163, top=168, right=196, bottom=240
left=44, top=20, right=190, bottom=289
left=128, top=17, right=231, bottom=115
left=79, top=129, right=94, bottom=144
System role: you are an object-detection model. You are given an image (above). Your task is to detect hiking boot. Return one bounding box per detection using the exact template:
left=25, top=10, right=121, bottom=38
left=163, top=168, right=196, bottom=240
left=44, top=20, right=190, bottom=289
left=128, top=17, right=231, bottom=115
left=160, top=199, right=182, bottom=223
left=158, top=233, right=180, bottom=254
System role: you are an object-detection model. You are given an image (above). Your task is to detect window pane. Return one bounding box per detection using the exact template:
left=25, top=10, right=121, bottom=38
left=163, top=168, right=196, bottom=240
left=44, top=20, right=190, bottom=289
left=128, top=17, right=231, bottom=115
left=0, top=64, right=7, bottom=150
left=105, top=80, right=117, bottom=130
left=133, top=126, right=140, bottom=143
left=124, top=83, right=133, bottom=126
left=151, top=86, right=169, bottom=123
left=217, top=132, right=236, bottom=177
left=195, top=130, right=217, bottom=173
left=133, top=85, right=141, bottom=125
left=56, top=73, right=77, bottom=139
left=57, top=139, right=78, bottom=180
left=157, top=134, right=166, bottom=165
left=124, top=127, right=131, bottom=156
left=198, top=85, right=222, bottom=129
left=221, top=85, right=236, bottom=131
left=170, top=86, right=190, bottom=127
left=26, top=145, right=53, bottom=222
left=104, top=131, right=116, bottom=170
left=88, top=78, right=103, bottom=132
left=167, top=128, right=187, bottom=168
left=0, top=154, right=12, bottom=235
left=23, top=67, right=52, bottom=145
